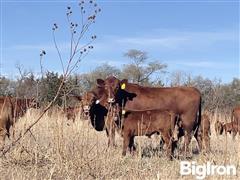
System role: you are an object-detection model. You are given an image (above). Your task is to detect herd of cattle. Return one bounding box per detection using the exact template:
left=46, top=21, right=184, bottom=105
left=0, top=76, right=239, bottom=159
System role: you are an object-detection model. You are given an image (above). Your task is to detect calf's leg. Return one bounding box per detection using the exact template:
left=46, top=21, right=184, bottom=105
left=122, top=133, right=130, bottom=156
left=0, top=127, right=7, bottom=151
left=129, top=136, right=136, bottom=154
left=162, top=131, right=174, bottom=160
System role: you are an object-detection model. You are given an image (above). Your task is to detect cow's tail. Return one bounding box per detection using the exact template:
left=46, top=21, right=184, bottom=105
left=231, top=109, right=235, bottom=123
left=198, top=96, right=202, bottom=128
left=194, top=96, right=202, bottom=136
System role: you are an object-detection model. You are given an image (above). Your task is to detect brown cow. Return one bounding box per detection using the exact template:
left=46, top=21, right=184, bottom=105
left=215, top=121, right=239, bottom=138
left=0, top=96, right=37, bottom=150
left=96, top=76, right=202, bottom=153
left=197, top=113, right=211, bottom=151
left=81, top=90, right=119, bottom=146
left=81, top=91, right=108, bottom=132
left=215, top=120, right=224, bottom=135
left=121, top=110, right=179, bottom=159
left=232, top=106, right=240, bottom=123
left=63, top=106, right=83, bottom=121
left=223, top=122, right=240, bottom=138
left=84, top=87, right=181, bottom=150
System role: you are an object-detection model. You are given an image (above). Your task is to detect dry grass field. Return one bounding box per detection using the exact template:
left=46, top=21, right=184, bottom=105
left=0, top=109, right=239, bottom=180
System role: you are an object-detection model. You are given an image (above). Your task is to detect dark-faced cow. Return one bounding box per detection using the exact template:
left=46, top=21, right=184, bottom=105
left=81, top=90, right=108, bottom=132
left=96, top=76, right=202, bottom=153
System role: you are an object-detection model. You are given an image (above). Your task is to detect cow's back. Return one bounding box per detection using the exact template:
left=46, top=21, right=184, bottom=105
left=123, top=85, right=200, bottom=114
left=233, top=106, right=240, bottom=123
left=201, top=114, right=210, bottom=134
left=123, top=110, right=172, bottom=135
left=0, top=97, right=13, bottom=126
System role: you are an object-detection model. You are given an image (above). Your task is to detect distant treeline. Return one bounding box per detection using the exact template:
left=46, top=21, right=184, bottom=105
left=0, top=50, right=239, bottom=112
left=0, top=65, right=239, bottom=113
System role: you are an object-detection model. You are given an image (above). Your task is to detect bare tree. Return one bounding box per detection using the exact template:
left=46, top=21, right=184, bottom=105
left=79, top=63, right=121, bottom=91
left=122, top=49, right=167, bottom=85
left=1, top=0, right=101, bottom=156
left=169, top=70, right=192, bottom=87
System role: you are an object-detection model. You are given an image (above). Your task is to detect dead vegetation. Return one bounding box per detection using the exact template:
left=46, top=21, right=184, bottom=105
left=0, top=109, right=239, bottom=179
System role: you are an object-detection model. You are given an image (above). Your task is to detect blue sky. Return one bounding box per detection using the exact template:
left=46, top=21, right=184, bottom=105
left=1, top=0, right=239, bottom=83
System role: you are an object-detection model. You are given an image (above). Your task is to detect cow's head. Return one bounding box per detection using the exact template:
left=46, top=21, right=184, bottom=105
left=28, top=98, right=40, bottom=109
left=215, top=121, right=224, bottom=135
left=81, top=88, right=109, bottom=131
left=81, top=91, right=97, bottom=116
left=81, top=87, right=109, bottom=115
left=96, top=76, right=129, bottom=104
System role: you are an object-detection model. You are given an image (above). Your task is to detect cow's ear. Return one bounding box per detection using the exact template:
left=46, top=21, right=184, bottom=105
left=96, top=79, right=105, bottom=87
left=128, top=93, right=137, bottom=101
left=75, top=95, right=82, bottom=101
left=121, top=79, right=128, bottom=84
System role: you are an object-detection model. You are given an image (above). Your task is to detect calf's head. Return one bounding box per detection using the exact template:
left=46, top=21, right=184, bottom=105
left=81, top=92, right=96, bottom=116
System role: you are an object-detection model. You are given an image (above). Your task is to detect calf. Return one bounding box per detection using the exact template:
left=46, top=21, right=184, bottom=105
left=215, top=120, right=239, bottom=139
left=223, top=121, right=240, bottom=138
left=121, top=110, right=179, bottom=159
left=197, top=114, right=211, bottom=151
left=80, top=89, right=121, bottom=147
left=81, top=91, right=108, bottom=131
left=64, top=106, right=83, bottom=122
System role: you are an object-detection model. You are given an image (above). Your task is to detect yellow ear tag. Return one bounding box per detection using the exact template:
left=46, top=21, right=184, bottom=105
left=122, top=110, right=126, bottom=115
left=121, top=83, right=126, bottom=90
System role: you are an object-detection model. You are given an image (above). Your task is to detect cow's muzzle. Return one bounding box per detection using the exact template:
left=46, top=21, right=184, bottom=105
left=83, top=105, right=90, bottom=114
left=108, top=98, right=115, bottom=103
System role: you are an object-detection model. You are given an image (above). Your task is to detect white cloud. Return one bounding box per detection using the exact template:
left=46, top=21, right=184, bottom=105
left=115, top=36, right=188, bottom=48
left=11, top=42, right=70, bottom=53
left=9, top=29, right=237, bottom=54
left=170, top=60, right=236, bottom=69
left=93, top=29, right=237, bottom=52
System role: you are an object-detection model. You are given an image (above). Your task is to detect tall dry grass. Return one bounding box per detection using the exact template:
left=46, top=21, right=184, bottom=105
left=0, top=109, right=239, bottom=179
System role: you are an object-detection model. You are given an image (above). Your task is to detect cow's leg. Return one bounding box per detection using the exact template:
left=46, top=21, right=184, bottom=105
left=110, top=121, right=116, bottom=147
left=129, top=136, right=136, bottom=155
left=183, top=130, right=192, bottom=156
left=0, top=126, right=7, bottom=151
left=232, top=130, right=237, bottom=140
left=159, top=136, right=165, bottom=150
left=162, top=131, right=173, bottom=160
left=7, top=120, right=12, bottom=139
left=170, top=113, right=178, bottom=141
left=105, top=116, right=114, bottom=147
left=122, top=133, right=130, bottom=156
left=107, top=120, right=116, bottom=147
left=204, top=133, right=210, bottom=152
left=172, top=122, right=180, bottom=142
left=105, top=129, right=111, bottom=147
left=194, top=127, right=202, bottom=152
left=181, top=112, right=199, bottom=155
